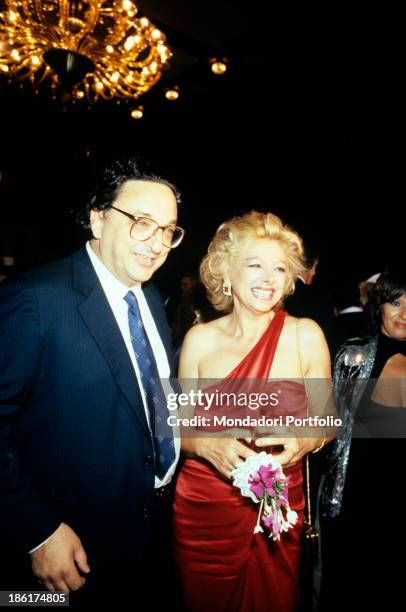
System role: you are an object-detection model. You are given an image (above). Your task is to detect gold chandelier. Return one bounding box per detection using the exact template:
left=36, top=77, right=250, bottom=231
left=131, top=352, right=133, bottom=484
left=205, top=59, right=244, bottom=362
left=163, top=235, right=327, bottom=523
left=0, top=0, right=171, bottom=102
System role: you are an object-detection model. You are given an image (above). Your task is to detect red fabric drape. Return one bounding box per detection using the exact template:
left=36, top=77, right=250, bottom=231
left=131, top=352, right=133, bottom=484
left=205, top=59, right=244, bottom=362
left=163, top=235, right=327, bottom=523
left=173, top=312, right=306, bottom=611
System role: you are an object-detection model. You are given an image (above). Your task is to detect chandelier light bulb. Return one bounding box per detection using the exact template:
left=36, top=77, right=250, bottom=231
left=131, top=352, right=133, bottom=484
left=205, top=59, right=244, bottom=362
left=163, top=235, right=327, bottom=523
left=131, top=106, right=143, bottom=119
left=151, top=29, right=162, bottom=41
left=210, top=59, right=228, bottom=75
left=165, top=86, right=179, bottom=101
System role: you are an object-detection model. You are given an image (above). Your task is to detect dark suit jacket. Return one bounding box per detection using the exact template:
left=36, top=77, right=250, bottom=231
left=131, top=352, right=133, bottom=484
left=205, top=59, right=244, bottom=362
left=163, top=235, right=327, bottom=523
left=335, top=311, right=368, bottom=354
left=0, top=248, right=173, bottom=570
left=284, top=279, right=337, bottom=354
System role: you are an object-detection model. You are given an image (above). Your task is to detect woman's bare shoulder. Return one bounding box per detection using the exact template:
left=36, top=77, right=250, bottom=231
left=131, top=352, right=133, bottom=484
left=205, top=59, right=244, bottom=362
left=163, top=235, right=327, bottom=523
left=182, top=315, right=230, bottom=346
left=285, top=315, right=325, bottom=338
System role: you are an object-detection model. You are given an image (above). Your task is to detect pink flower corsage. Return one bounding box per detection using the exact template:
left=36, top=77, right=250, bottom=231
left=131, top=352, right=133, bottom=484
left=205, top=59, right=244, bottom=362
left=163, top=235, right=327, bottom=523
left=232, top=452, right=298, bottom=541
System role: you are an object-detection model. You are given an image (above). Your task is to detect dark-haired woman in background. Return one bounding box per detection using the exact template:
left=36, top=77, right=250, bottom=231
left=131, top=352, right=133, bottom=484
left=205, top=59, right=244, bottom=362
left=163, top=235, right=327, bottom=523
left=320, top=266, right=406, bottom=610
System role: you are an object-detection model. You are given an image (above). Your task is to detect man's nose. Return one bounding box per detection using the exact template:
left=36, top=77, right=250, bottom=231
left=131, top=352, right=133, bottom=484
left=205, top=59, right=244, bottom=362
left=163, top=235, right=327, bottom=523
left=147, top=228, right=165, bottom=253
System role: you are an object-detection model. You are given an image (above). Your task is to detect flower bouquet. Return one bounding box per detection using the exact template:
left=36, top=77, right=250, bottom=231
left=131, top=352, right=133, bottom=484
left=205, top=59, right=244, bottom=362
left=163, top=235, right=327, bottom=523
left=232, top=452, right=298, bottom=541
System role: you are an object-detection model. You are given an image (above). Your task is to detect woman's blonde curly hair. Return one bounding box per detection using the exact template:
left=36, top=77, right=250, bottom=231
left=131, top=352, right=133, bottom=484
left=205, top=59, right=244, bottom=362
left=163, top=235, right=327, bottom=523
left=200, top=211, right=305, bottom=312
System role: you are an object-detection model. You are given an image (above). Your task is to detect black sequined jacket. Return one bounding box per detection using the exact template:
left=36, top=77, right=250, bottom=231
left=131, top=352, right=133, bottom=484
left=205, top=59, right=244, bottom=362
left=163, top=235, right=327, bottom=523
left=320, top=334, right=378, bottom=519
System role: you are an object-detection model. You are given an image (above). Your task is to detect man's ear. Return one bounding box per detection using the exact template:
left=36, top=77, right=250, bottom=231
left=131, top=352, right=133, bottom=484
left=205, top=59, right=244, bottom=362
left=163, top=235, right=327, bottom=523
left=89, top=209, right=104, bottom=239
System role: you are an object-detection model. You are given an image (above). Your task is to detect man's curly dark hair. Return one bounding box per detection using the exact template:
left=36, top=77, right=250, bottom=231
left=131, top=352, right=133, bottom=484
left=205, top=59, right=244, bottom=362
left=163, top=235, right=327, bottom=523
left=78, top=157, right=181, bottom=229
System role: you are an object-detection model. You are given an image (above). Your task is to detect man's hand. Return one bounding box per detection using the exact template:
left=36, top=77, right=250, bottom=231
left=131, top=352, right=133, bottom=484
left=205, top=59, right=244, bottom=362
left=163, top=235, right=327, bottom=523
left=31, top=523, right=90, bottom=593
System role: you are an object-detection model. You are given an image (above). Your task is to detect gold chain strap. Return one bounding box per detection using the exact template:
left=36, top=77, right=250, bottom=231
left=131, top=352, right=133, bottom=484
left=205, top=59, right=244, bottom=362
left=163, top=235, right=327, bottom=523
left=295, top=318, right=312, bottom=526
left=295, top=319, right=320, bottom=565
left=305, top=454, right=312, bottom=526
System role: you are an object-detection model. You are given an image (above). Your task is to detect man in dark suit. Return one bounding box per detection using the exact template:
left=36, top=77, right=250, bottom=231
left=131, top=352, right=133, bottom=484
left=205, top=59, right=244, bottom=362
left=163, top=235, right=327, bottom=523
left=0, top=158, right=184, bottom=605
left=284, top=249, right=336, bottom=354
left=333, top=282, right=368, bottom=353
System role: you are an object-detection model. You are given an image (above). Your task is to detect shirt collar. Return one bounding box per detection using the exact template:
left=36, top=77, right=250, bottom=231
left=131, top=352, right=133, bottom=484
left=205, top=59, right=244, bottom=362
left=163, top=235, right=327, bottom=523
left=339, top=306, right=363, bottom=314
left=86, top=241, right=141, bottom=301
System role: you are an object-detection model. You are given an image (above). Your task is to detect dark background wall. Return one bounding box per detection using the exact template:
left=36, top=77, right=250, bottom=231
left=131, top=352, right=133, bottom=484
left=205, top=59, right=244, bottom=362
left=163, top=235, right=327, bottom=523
left=0, top=3, right=402, bottom=295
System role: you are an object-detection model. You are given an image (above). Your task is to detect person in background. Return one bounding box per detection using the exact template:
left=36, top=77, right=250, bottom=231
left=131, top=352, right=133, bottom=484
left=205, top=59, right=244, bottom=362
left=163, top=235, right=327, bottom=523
left=171, top=277, right=220, bottom=372
left=320, top=266, right=406, bottom=610
left=0, top=158, right=184, bottom=606
left=171, top=273, right=200, bottom=347
left=284, top=242, right=336, bottom=353
left=0, top=255, right=16, bottom=283
left=165, top=271, right=197, bottom=326
left=358, top=272, right=380, bottom=307
left=333, top=281, right=368, bottom=352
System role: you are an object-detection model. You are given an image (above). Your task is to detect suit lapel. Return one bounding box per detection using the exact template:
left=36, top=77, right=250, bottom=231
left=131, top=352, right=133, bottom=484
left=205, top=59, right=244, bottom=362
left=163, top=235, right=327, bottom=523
left=72, top=249, right=150, bottom=438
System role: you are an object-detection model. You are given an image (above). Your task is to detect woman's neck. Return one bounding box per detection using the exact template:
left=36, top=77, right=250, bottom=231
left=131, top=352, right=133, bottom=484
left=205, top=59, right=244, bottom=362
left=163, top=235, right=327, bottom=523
left=380, top=327, right=406, bottom=343
left=227, top=305, right=276, bottom=339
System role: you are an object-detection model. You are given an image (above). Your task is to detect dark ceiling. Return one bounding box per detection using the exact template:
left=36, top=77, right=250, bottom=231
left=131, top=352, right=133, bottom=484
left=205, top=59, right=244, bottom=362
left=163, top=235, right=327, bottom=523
left=0, top=2, right=402, bottom=290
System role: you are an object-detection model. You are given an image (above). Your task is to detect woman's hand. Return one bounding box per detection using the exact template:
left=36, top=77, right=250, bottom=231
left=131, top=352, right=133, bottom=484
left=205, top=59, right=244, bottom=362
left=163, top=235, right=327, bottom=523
left=254, top=436, right=324, bottom=467
left=186, top=436, right=256, bottom=480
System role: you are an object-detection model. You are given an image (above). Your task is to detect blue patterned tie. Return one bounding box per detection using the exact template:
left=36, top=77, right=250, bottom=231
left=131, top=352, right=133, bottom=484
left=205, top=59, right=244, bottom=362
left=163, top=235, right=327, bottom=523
left=124, top=290, right=175, bottom=479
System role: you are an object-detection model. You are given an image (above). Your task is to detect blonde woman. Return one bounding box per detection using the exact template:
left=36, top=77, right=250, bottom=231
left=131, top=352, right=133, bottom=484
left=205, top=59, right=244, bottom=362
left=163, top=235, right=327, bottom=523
left=173, top=212, right=332, bottom=612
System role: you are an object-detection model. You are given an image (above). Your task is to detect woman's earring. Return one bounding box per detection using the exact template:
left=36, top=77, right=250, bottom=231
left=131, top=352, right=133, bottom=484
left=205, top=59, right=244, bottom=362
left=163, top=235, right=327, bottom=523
left=222, top=281, right=232, bottom=296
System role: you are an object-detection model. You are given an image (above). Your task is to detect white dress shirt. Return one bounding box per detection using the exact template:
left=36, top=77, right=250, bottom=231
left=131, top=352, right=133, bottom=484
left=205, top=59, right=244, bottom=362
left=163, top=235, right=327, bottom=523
left=86, top=242, right=179, bottom=487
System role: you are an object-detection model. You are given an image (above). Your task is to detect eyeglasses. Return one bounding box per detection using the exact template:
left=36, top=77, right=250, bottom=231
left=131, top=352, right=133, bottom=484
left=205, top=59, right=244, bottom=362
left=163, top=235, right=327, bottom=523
left=109, top=206, right=185, bottom=249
